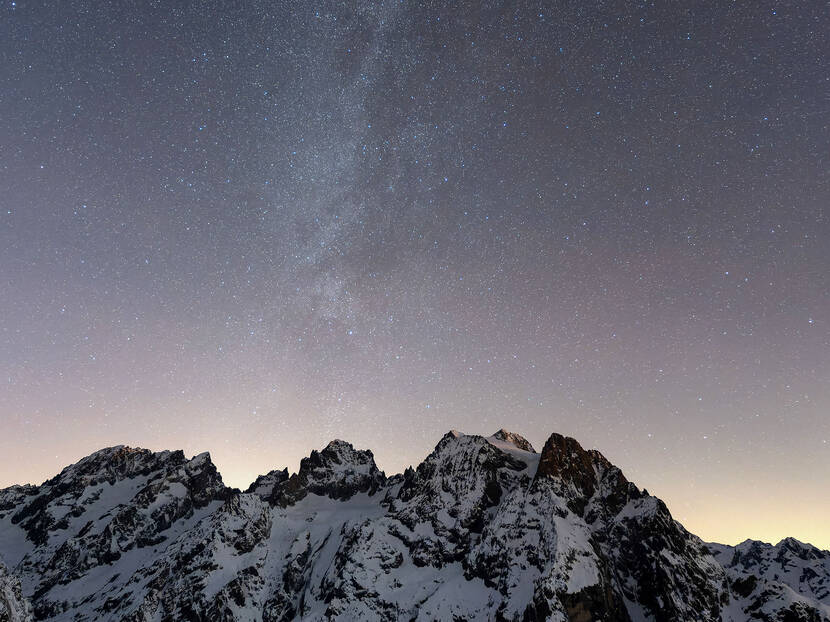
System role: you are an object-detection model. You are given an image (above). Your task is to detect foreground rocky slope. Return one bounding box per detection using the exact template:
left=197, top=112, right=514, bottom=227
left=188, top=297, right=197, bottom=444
left=0, top=430, right=827, bottom=621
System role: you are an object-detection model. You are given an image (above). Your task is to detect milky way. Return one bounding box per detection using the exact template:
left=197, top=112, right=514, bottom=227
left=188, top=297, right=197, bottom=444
left=1, top=1, right=828, bottom=547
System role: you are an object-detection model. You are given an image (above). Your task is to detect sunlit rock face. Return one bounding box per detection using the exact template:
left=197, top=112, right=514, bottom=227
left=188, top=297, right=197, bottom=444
left=0, top=432, right=827, bottom=621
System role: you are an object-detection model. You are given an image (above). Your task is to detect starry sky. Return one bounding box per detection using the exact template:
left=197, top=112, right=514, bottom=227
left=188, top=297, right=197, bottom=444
left=1, top=0, right=828, bottom=547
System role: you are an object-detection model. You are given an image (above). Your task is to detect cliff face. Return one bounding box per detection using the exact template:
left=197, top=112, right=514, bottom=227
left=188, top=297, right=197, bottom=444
left=0, top=432, right=826, bottom=621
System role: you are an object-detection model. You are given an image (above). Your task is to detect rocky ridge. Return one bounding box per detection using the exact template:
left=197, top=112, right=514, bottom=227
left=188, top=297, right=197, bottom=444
left=0, top=431, right=826, bottom=621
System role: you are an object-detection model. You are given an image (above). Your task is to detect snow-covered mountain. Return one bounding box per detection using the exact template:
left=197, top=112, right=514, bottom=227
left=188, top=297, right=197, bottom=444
left=0, top=430, right=827, bottom=621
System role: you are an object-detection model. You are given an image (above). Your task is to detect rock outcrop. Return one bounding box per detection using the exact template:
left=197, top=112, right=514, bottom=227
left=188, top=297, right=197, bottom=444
left=0, top=561, right=32, bottom=622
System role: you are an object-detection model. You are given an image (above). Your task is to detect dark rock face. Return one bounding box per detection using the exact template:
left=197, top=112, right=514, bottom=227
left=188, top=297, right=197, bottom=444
left=0, top=433, right=827, bottom=621
left=534, top=433, right=638, bottom=518
left=536, top=433, right=599, bottom=494
left=522, top=433, right=725, bottom=621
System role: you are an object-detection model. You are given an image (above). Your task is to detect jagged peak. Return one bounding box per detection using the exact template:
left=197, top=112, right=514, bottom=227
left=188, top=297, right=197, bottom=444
left=735, top=536, right=821, bottom=554
left=726, top=537, right=829, bottom=569
left=8, top=445, right=229, bottom=548
left=776, top=536, right=812, bottom=549
left=71, top=444, right=182, bottom=465
left=71, top=444, right=149, bottom=465
left=438, top=429, right=536, bottom=454
left=489, top=429, right=536, bottom=453
left=433, top=429, right=466, bottom=445
left=245, top=468, right=289, bottom=498
left=317, top=439, right=376, bottom=465
left=189, top=451, right=212, bottom=465
left=29, top=446, right=225, bottom=508
left=253, top=440, right=385, bottom=507
left=536, top=432, right=595, bottom=474
left=534, top=432, right=639, bottom=517
left=536, top=432, right=623, bottom=474
left=52, top=446, right=220, bottom=484
left=45, top=446, right=189, bottom=487
left=63, top=446, right=213, bottom=470
left=299, top=439, right=381, bottom=479
left=429, top=430, right=492, bottom=457
left=735, top=538, right=767, bottom=548
left=774, top=537, right=827, bottom=559
left=420, top=430, right=535, bottom=478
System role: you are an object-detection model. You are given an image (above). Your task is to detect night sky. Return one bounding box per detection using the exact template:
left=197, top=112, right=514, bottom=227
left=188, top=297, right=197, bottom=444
left=1, top=0, right=828, bottom=548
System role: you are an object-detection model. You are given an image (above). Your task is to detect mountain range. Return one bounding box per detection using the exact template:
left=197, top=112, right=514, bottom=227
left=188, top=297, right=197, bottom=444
left=0, top=429, right=827, bottom=621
